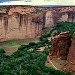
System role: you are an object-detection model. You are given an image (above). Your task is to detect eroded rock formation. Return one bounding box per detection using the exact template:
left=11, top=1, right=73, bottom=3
left=67, top=32, right=75, bottom=63
left=50, top=32, right=75, bottom=72
left=50, top=32, right=71, bottom=57
left=1, top=6, right=75, bottom=42
left=63, top=32, right=75, bottom=72
left=0, top=13, right=44, bottom=41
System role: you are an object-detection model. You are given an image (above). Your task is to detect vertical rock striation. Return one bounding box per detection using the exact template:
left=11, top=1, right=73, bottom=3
left=0, top=11, right=45, bottom=41
left=3, top=15, right=8, bottom=32
left=50, top=32, right=71, bottom=57
left=67, top=32, right=75, bottom=63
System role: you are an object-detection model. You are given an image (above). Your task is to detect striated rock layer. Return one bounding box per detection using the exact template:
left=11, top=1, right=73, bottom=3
left=63, top=33, right=75, bottom=72
left=67, top=32, right=75, bottom=63
left=0, top=6, right=55, bottom=42
left=50, top=32, right=71, bottom=57
left=50, top=31, right=75, bottom=72
left=1, top=6, right=75, bottom=42
left=0, top=13, right=45, bottom=42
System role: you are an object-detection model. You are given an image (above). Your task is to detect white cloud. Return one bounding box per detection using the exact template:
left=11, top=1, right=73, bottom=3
left=0, top=0, right=74, bottom=6
left=0, top=1, right=57, bottom=5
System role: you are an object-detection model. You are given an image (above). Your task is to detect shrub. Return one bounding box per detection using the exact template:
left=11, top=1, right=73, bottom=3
left=29, top=42, right=36, bottom=46
left=54, top=70, right=65, bottom=75
left=65, top=72, right=71, bottom=75
left=0, top=48, right=5, bottom=53
left=18, top=45, right=29, bottom=50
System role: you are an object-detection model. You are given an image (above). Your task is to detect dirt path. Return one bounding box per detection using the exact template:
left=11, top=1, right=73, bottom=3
left=47, top=56, right=58, bottom=70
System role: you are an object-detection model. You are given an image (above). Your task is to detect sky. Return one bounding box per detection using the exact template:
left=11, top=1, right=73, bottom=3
left=0, top=0, right=75, bottom=6
left=0, top=0, right=14, bottom=2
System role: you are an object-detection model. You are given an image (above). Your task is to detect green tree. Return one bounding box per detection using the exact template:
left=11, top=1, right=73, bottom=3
left=65, top=72, right=71, bottom=75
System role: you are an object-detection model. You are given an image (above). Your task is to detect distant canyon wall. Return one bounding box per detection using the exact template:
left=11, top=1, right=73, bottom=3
left=0, top=6, right=75, bottom=42
left=0, top=7, right=56, bottom=42
left=0, top=13, right=45, bottom=42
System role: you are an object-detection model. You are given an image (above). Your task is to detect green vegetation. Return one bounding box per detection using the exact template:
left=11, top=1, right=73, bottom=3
left=0, top=38, right=39, bottom=54
left=55, top=22, right=75, bottom=36
left=0, top=40, right=67, bottom=75
left=0, top=48, right=5, bottom=53
left=0, top=13, right=8, bottom=16
left=0, top=22, right=74, bottom=75
left=44, top=22, right=75, bottom=38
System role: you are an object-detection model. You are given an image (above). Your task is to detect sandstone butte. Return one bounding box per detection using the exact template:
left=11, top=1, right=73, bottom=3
left=67, top=32, right=75, bottom=63
left=50, top=32, right=75, bottom=72
left=65, top=32, right=75, bottom=72
left=50, top=32, right=71, bottom=57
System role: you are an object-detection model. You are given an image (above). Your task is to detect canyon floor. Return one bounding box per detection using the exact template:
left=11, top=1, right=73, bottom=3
left=0, top=38, right=39, bottom=55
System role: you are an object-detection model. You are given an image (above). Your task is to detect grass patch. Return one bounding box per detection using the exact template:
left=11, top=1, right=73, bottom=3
left=0, top=38, right=39, bottom=55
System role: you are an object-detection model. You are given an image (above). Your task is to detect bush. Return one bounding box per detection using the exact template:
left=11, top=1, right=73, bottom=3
left=18, top=45, right=29, bottom=50
left=54, top=70, right=65, bottom=75
left=65, top=72, right=71, bottom=75
left=0, top=48, right=5, bottom=53
left=29, top=42, right=36, bottom=46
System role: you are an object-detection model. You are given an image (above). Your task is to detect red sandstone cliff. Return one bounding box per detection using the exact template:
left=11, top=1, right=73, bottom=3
left=67, top=32, right=75, bottom=63
left=64, top=32, right=75, bottom=72
left=50, top=32, right=75, bottom=72
left=50, top=32, right=71, bottom=57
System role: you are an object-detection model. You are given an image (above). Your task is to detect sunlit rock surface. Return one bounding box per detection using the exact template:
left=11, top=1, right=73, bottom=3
left=1, top=6, right=75, bottom=41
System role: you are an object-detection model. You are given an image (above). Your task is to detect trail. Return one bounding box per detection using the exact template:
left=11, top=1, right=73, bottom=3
left=47, top=56, right=58, bottom=70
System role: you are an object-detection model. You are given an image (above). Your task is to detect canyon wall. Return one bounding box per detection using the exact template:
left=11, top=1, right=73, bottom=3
left=50, top=32, right=71, bottom=57
left=50, top=31, right=75, bottom=72
left=52, top=6, right=75, bottom=22
left=0, top=6, right=56, bottom=42
left=67, top=32, right=75, bottom=63
left=45, top=11, right=54, bottom=27
left=0, top=6, right=75, bottom=41
left=0, top=13, right=44, bottom=41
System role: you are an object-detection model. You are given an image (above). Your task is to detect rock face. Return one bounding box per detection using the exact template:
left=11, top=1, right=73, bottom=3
left=0, top=6, right=46, bottom=42
left=0, top=14, right=44, bottom=42
left=63, top=33, right=75, bottom=72
left=51, top=6, right=75, bottom=23
left=45, top=11, right=54, bottom=27
left=67, top=32, right=75, bottom=63
left=63, top=32, right=75, bottom=72
left=50, top=31, right=75, bottom=72
left=0, top=6, right=55, bottom=42
left=1, top=6, right=75, bottom=41
left=50, top=32, right=71, bottom=57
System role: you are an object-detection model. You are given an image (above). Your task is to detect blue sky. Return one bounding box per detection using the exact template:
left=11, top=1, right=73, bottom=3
left=0, top=0, right=14, bottom=2
left=0, top=0, right=32, bottom=2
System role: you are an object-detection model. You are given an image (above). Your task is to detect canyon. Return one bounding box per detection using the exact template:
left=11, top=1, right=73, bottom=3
left=0, top=6, right=75, bottom=75
left=0, top=6, right=75, bottom=41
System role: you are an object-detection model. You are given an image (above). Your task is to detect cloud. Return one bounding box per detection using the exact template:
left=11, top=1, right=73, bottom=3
left=0, top=0, right=74, bottom=6
left=0, top=1, right=57, bottom=5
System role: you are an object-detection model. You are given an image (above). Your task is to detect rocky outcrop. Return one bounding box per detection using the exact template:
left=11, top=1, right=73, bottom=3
left=50, top=32, right=71, bottom=57
left=63, top=32, right=75, bottom=72
left=67, top=32, right=75, bottom=63
left=49, top=31, right=75, bottom=72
